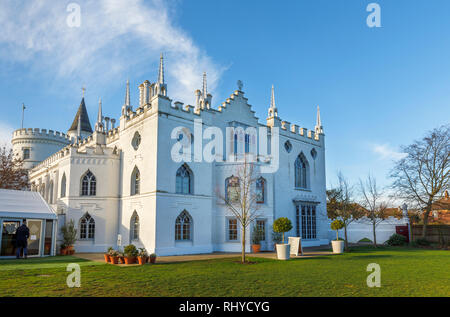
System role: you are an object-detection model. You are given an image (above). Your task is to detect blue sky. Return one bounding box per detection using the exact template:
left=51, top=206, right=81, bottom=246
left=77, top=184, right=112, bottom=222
left=0, top=0, right=449, bottom=191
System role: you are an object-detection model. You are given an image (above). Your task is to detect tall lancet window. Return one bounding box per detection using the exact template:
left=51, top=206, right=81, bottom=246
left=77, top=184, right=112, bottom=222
left=175, top=210, right=192, bottom=241
left=81, top=170, right=96, bottom=196
left=256, top=177, right=266, bottom=204
left=294, top=153, right=309, bottom=189
left=131, top=166, right=140, bottom=196
left=130, top=211, right=140, bottom=241
left=61, top=173, right=66, bottom=198
left=80, top=213, right=95, bottom=240
left=48, top=181, right=54, bottom=204
left=176, top=164, right=192, bottom=194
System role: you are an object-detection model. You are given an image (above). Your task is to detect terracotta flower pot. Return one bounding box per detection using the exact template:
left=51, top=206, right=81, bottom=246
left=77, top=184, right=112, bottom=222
left=124, top=256, right=136, bottom=265
left=137, top=256, right=147, bottom=265
left=252, top=244, right=261, bottom=253
left=149, top=257, right=156, bottom=264
left=110, top=256, right=119, bottom=264
left=104, top=254, right=110, bottom=263
left=64, top=245, right=75, bottom=255
left=119, top=256, right=126, bottom=264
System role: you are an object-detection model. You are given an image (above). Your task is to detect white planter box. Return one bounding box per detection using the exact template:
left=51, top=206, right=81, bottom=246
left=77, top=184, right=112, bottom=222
left=331, top=240, right=344, bottom=254
left=276, top=243, right=290, bottom=260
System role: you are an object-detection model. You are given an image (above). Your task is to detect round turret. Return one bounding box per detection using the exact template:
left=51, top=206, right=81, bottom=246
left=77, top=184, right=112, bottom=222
left=11, top=128, right=71, bottom=170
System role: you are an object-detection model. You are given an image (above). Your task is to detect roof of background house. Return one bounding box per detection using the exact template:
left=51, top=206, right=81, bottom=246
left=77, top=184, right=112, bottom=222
left=0, top=189, right=57, bottom=219
left=432, top=190, right=450, bottom=211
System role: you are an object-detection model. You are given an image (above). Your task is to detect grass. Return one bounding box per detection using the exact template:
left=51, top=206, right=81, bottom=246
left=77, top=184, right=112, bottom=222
left=0, top=246, right=448, bottom=297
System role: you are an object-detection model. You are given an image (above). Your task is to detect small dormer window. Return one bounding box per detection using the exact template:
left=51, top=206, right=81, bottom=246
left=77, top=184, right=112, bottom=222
left=132, top=132, right=141, bottom=150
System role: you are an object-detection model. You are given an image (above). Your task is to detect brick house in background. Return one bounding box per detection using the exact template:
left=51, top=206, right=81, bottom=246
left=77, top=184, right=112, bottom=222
left=430, top=190, right=450, bottom=224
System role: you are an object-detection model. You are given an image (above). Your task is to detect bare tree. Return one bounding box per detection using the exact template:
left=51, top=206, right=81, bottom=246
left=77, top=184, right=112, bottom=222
left=390, top=125, right=449, bottom=238
left=359, top=174, right=391, bottom=247
left=0, top=145, right=28, bottom=190
left=327, top=172, right=365, bottom=251
left=216, top=159, right=262, bottom=263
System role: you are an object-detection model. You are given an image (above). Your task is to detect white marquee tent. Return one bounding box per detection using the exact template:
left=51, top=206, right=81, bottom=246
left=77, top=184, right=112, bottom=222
left=0, top=189, right=57, bottom=257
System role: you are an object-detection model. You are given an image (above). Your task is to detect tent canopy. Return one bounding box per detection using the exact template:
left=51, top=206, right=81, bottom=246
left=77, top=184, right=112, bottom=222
left=0, top=189, right=57, bottom=220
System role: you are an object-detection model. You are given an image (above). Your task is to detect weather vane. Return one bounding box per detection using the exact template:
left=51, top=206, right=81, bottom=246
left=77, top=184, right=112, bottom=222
left=237, top=80, right=243, bottom=91
left=82, top=86, right=86, bottom=98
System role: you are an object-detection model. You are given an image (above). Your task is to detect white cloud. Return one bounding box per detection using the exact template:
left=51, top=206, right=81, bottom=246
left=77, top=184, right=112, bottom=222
left=0, top=0, right=224, bottom=104
left=372, top=143, right=408, bottom=161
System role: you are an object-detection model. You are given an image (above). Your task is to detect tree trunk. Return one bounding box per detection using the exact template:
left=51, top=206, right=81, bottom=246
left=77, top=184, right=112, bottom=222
left=372, top=221, right=377, bottom=247
left=422, top=204, right=432, bottom=239
left=344, top=225, right=349, bottom=251
left=241, top=227, right=246, bottom=263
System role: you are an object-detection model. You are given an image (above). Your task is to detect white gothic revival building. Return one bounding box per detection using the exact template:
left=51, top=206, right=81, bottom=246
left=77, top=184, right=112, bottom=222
left=12, top=55, right=328, bottom=255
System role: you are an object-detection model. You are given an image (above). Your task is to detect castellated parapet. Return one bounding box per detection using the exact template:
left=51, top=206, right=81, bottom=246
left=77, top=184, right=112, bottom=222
left=12, top=128, right=72, bottom=170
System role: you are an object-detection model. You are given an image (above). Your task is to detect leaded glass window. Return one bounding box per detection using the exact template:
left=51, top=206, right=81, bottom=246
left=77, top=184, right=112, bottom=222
left=176, top=165, right=192, bottom=194
left=81, top=171, right=96, bottom=196
left=80, top=213, right=95, bottom=240
left=175, top=210, right=192, bottom=241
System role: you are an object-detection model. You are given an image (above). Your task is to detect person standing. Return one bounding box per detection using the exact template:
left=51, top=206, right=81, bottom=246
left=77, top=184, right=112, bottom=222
left=15, top=220, right=30, bottom=259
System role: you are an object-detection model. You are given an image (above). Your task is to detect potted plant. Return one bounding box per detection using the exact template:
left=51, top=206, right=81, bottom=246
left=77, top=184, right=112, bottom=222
left=330, top=219, right=345, bottom=254
left=104, top=247, right=113, bottom=262
left=109, top=249, right=119, bottom=264
left=123, top=244, right=138, bottom=264
left=273, top=217, right=293, bottom=260
left=251, top=225, right=264, bottom=253
left=60, top=220, right=77, bottom=256
left=149, top=253, right=157, bottom=264
left=118, top=251, right=126, bottom=264
left=137, top=248, right=148, bottom=265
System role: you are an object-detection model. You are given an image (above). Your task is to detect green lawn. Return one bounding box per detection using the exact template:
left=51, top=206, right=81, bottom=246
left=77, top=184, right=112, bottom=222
left=0, top=246, right=448, bottom=297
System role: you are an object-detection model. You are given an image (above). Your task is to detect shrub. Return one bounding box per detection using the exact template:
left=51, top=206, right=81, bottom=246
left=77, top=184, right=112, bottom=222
left=414, top=238, right=431, bottom=246
left=124, top=244, right=138, bottom=257
left=386, top=233, right=407, bottom=246
left=358, top=238, right=372, bottom=243
left=61, top=220, right=77, bottom=248
left=273, top=217, right=293, bottom=243
left=138, top=248, right=148, bottom=257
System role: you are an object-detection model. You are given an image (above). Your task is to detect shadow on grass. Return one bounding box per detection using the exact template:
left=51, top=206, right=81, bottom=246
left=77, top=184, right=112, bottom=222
left=0, top=256, right=90, bottom=266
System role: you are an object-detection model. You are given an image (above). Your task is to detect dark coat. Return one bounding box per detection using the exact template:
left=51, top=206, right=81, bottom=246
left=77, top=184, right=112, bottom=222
left=15, top=224, right=30, bottom=248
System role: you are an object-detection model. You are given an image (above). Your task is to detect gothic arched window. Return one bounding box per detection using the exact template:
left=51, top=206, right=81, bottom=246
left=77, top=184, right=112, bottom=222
left=226, top=176, right=240, bottom=203
left=48, top=181, right=54, bottom=204
left=256, top=177, right=266, bottom=203
left=61, top=173, right=66, bottom=198
left=176, top=164, right=192, bottom=194
left=175, top=210, right=192, bottom=241
left=130, top=211, right=139, bottom=241
left=80, top=213, right=95, bottom=240
left=295, top=153, right=309, bottom=189
left=131, top=166, right=140, bottom=196
left=81, top=170, right=96, bottom=196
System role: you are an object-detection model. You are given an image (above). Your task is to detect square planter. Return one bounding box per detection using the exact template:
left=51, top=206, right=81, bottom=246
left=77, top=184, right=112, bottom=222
left=276, top=244, right=290, bottom=260
left=332, top=240, right=344, bottom=254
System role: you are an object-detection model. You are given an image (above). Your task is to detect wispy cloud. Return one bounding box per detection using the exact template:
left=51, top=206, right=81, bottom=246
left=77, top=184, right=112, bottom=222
left=0, top=0, right=224, bottom=104
left=0, top=122, right=13, bottom=148
left=372, top=143, right=408, bottom=161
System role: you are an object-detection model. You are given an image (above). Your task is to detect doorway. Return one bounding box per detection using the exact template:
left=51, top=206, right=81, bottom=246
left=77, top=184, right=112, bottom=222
left=27, top=219, right=43, bottom=257
left=0, top=220, right=21, bottom=256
